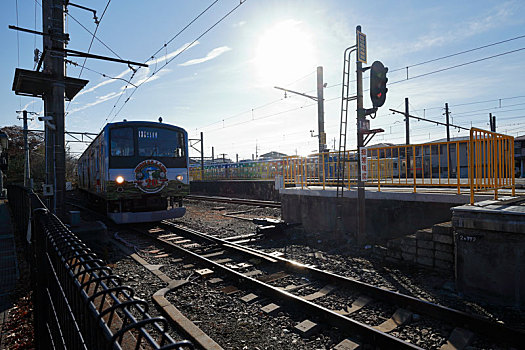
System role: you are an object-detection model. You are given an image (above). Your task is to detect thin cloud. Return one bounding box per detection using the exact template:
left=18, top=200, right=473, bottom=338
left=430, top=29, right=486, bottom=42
left=409, top=2, right=515, bottom=52
left=233, top=20, right=246, bottom=27
left=179, top=46, right=232, bottom=66
left=69, top=91, right=124, bottom=114
left=76, top=41, right=200, bottom=98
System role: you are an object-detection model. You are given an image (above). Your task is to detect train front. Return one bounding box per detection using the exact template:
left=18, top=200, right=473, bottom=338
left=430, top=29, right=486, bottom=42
left=105, top=121, right=189, bottom=224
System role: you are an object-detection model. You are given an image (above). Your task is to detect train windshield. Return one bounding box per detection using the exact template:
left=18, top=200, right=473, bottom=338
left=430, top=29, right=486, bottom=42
left=111, top=127, right=134, bottom=156
left=138, top=127, right=185, bottom=158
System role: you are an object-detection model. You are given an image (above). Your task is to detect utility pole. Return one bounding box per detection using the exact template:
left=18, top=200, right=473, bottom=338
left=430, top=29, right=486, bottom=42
left=405, top=97, right=410, bottom=145
left=274, top=66, right=326, bottom=153
left=17, top=110, right=34, bottom=188
left=445, top=103, right=450, bottom=142
left=356, top=25, right=366, bottom=246
left=211, top=146, right=214, bottom=161
left=200, top=132, right=204, bottom=179
left=489, top=113, right=496, bottom=132
left=316, top=66, right=326, bottom=153
left=42, top=0, right=66, bottom=217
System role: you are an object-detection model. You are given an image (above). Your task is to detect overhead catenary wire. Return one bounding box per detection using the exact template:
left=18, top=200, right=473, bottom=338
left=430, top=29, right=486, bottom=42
left=100, top=0, right=227, bottom=128
left=315, top=33, right=525, bottom=91
left=107, top=0, right=249, bottom=123
left=78, top=0, right=112, bottom=77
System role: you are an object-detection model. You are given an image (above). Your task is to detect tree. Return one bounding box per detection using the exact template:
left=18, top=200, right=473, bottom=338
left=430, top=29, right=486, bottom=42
left=0, top=126, right=78, bottom=187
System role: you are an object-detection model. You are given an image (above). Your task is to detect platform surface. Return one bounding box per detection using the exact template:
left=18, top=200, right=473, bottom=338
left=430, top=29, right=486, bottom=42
left=280, top=185, right=523, bottom=204
left=0, top=200, right=19, bottom=346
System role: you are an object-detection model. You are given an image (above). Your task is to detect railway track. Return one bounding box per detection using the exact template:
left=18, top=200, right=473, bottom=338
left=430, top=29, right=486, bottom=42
left=186, top=195, right=281, bottom=208
left=116, top=220, right=524, bottom=349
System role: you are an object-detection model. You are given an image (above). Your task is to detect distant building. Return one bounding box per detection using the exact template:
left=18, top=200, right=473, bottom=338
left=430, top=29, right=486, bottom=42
left=515, top=135, right=525, bottom=178
left=258, top=151, right=288, bottom=161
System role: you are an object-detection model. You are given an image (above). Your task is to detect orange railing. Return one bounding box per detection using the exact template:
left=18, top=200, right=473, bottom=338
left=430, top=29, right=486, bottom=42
left=469, top=128, right=515, bottom=204
left=189, top=129, right=515, bottom=204
left=282, top=129, right=515, bottom=203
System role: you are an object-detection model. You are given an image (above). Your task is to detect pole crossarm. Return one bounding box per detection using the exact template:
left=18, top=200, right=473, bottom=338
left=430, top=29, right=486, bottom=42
left=274, top=86, right=319, bottom=101
left=51, top=48, right=148, bottom=68
left=8, top=25, right=70, bottom=41
left=389, top=108, right=469, bottom=131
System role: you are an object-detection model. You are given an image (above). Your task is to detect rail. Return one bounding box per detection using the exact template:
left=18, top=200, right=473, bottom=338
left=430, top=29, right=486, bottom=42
left=7, top=185, right=193, bottom=350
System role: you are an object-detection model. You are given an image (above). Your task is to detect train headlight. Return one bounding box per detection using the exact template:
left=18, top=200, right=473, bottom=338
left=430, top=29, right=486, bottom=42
left=176, top=175, right=184, bottom=181
left=115, top=175, right=125, bottom=184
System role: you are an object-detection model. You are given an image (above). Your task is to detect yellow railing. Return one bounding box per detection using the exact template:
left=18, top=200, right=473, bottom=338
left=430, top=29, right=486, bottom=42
left=189, top=129, right=515, bottom=204
left=469, top=128, right=515, bottom=204
left=282, top=129, right=515, bottom=203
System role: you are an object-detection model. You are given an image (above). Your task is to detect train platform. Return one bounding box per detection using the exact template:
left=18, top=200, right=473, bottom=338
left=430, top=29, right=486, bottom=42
left=0, top=200, right=19, bottom=345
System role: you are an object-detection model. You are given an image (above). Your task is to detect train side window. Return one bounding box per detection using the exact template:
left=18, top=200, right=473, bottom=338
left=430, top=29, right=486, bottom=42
left=111, top=128, right=134, bottom=156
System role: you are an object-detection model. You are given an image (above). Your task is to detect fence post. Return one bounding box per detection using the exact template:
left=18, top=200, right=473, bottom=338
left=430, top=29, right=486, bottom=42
left=32, top=208, right=51, bottom=349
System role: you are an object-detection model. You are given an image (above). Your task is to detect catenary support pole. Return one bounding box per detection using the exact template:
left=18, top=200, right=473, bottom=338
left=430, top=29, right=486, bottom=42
left=42, top=0, right=66, bottom=217
left=445, top=103, right=450, bottom=142
left=317, top=66, right=325, bottom=153
left=405, top=98, right=410, bottom=145
left=356, top=25, right=366, bottom=246
left=200, top=132, right=204, bottom=180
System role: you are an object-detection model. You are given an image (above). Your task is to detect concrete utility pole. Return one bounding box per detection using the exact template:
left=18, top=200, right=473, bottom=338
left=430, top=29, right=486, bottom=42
left=200, top=132, right=204, bottom=179
left=17, top=111, right=33, bottom=188
left=356, top=25, right=366, bottom=246
left=489, top=113, right=496, bottom=132
left=445, top=103, right=450, bottom=142
left=274, top=66, right=326, bottom=154
left=42, top=0, right=66, bottom=216
left=405, top=98, right=410, bottom=145
left=316, top=66, right=326, bottom=153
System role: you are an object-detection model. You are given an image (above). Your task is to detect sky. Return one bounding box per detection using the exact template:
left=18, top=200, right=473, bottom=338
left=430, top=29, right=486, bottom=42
left=1, top=0, right=525, bottom=161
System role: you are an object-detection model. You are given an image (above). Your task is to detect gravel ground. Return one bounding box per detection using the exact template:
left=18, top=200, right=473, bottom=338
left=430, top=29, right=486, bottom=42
left=167, top=198, right=525, bottom=349
left=64, top=195, right=524, bottom=349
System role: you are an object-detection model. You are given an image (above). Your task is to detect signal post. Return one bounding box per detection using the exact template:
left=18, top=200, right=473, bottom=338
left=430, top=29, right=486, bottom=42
left=355, top=26, right=388, bottom=246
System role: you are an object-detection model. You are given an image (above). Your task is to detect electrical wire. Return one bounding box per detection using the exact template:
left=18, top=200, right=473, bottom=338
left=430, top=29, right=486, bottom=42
left=316, top=34, right=525, bottom=91
left=107, top=0, right=248, bottom=123
left=99, top=0, right=224, bottom=128
left=65, top=59, right=137, bottom=86
left=391, top=34, right=525, bottom=73
left=78, top=0, right=112, bottom=77
left=65, top=9, right=122, bottom=60
left=388, top=47, right=525, bottom=85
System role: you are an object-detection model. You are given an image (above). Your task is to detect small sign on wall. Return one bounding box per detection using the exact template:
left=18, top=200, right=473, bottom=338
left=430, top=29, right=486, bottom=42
left=359, top=147, right=367, bottom=181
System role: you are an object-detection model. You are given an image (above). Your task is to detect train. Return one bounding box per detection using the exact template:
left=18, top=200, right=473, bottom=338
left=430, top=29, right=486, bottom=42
left=78, top=120, right=190, bottom=224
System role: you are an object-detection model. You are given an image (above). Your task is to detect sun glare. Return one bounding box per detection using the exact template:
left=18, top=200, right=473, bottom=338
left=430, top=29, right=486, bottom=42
left=254, top=20, right=316, bottom=86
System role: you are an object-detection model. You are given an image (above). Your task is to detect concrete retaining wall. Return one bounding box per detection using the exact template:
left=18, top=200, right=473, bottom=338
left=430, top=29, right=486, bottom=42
left=190, top=180, right=280, bottom=201
left=382, top=222, right=454, bottom=271
left=280, top=188, right=468, bottom=241
left=452, top=200, right=525, bottom=308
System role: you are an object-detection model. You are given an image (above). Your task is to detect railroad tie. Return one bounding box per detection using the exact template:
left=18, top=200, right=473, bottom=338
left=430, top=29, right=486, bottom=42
left=334, top=295, right=372, bottom=315
left=373, top=308, right=412, bottom=333
left=302, top=284, right=337, bottom=301
left=439, top=327, right=474, bottom=350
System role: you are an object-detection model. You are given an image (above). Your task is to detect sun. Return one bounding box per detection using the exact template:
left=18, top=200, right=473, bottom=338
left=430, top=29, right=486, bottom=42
left=254, top=20, right=316, bottom=86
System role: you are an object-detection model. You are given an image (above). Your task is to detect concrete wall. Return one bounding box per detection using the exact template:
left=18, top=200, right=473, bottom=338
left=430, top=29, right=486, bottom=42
left=383, top=223, right=454, bottom=271
left=190, top=180, right=280, bottom=201
left=280, top=188, right=477, bottom=242
left=452, top=202, right=525, bottom=308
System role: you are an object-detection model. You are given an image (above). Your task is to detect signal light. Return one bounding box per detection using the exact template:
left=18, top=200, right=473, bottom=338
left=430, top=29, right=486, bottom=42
left=370, top=61, right=388, bottom=108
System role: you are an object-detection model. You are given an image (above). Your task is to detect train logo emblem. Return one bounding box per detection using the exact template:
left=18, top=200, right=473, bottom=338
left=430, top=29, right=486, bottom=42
left=133, top=160, right=168, bottom=193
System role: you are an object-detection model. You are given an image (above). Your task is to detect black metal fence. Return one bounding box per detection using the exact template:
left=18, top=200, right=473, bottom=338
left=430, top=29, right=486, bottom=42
left=7, top=185, right=193, bottom=350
